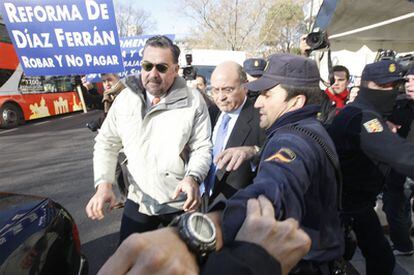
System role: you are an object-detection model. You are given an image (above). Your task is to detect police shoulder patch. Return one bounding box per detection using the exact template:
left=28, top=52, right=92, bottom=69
left=363, top=118, right=383, bottom=133
left=389, top=63, right=396, bottom=73
left=265, top=148, right=296, bottom=163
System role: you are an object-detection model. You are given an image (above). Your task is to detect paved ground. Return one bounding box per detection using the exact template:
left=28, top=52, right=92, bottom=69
left=0, top=110, right=121, bottom=274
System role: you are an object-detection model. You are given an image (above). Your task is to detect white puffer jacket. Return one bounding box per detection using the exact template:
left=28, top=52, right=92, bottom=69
left=93, top=76, right=212, bottom=215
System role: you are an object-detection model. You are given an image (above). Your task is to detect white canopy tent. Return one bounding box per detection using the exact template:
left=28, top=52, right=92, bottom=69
left=313, top=0, right=414, bottom=52
left=318, top=45, right=377, bottom=83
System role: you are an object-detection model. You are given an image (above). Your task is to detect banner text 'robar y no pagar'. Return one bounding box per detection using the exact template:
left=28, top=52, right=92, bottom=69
left=0, top=0, right=124, bottom=76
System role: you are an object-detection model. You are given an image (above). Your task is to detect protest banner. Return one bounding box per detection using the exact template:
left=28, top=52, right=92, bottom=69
left=85, top=73, right=102, bottom=83
left=0, top=0, right=124, bottom=76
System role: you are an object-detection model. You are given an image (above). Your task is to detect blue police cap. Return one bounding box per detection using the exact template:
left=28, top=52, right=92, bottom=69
left=361, top=60, right=404, bottom=85
left=407, top=65, right=414, bottom=76
left=243, top=58, right=267, bottom=77
left=247, top=54, right=320, bottom=92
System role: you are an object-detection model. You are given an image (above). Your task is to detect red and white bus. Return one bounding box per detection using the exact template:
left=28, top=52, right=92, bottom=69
left=0, top=21, right=85, bottom=128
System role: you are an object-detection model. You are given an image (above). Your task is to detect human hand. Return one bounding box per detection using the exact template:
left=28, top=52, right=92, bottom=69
left=386, top=121, right=401, bottom=133
left=215, top=146, right=258, bottom=171
left=347, top=86, right=360, bottom=103
left=236, top=195, right=311, bottom=275
left=81, top=76, right=93, bottom=90
left=190, top=79, right=198, bottom=90
left=85, top=183, right=117, bottom=220
left=300, top=35, right=311, bottom=57
left=98, top=227, right=199, bottom=275
left=172, top=177, right=201, bottom=212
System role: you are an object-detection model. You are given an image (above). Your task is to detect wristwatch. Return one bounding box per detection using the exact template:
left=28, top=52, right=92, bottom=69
left=169, top=212, right=216, bottom=262
left=187, top=174, right=202, bottom=185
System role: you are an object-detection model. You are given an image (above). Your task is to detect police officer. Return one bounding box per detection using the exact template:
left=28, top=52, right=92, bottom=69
left=243, top=57, right=267, bottom=81
left=219, top=53, right=343, bottom=274
left=328, top=60, right=414, bottom=275
left=382, top=65, right=414, bottom=257
left=243, top=58, right=267, bottom=102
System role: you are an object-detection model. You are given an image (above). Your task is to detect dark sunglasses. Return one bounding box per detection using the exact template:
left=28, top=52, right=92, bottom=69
left=141, top=61, right=169, bottom=73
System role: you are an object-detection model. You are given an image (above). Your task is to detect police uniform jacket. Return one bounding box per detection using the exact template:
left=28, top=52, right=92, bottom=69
left=389, top=97, right=414, bottom=142
left=384, top=97, right=414, bottom=190
left=202, top=241, right=281, bottom=275
left=328, top=94, right=414, bottom=211
left=220, top=105, right=343, bottom=262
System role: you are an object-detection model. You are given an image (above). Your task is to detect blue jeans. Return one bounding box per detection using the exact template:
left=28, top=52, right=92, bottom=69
left=383, top=174, right=413, bottom=252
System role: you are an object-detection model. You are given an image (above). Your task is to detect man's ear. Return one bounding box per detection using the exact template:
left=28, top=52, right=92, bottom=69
left=242, top=83, right=248, bottom=95
left=288, top=95, right=306, bottom=111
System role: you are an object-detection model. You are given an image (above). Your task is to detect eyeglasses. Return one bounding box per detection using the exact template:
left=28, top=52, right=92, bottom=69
left=211, top=86, right=236, bottom=95
left=141, top=61, right=169, bottom=73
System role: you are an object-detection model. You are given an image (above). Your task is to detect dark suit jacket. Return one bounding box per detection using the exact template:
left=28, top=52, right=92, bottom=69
left=210, top=98, right=266, bottom=200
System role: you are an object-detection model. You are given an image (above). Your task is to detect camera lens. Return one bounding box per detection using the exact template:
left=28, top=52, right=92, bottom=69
left=306, top=31, right=329, bottom=51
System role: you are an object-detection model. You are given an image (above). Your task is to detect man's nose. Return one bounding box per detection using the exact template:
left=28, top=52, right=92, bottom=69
left=254, top=96, right=263, bottom=108
left=218, top=93, right=227, bottom=101
left=148, top=67, right=160, bottom=77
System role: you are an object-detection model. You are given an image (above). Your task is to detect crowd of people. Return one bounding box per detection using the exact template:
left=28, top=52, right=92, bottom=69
left=84, top=35, right=414, bottom=275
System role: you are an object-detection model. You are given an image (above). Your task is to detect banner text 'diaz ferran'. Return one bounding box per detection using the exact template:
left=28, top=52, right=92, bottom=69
left=0, top=0, right=124, bottom=76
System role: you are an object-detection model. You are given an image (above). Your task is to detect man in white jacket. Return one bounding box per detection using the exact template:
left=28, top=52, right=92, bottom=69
left=85, top=36, right=212, bottom=242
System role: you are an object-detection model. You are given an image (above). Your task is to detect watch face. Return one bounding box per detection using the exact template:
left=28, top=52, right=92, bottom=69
left=188, top=213, right=216, bottom=243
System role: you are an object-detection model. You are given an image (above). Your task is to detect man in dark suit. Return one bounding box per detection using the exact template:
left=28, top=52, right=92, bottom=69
left=204, top=61, right=266, bottom=201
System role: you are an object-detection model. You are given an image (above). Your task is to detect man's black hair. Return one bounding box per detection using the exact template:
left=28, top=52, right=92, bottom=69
left=101, top=73, right=120, bottom=79
left=144, top=35, right=180, bottom=64
left=196, top=74, right=207, bottom=85
left=281, top=84, right=323, bottom=105
left=333, top=65, right=350, bottom=80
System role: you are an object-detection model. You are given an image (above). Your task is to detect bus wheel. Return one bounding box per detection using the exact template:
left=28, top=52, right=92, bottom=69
left=0, top=103, right=22, bottom=128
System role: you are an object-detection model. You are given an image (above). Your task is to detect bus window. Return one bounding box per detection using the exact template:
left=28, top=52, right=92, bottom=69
left=19, top=75, right=47, bottom=93
left=0, top=23, right=12, bottom=44
left=18, top=75, right=76, bottom=93
left=56, top=76, right=76, bottom=92
left=0, top=69, right=13, bottom=87
left=44, top=76, right=58, bottom=93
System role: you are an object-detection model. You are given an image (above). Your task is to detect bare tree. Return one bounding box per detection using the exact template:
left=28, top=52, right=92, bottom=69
left=115, top=3, right=156, bottom=37
left=179, top=0, right=270, bottom=51
left=260, top=0, right=306, bottom=53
